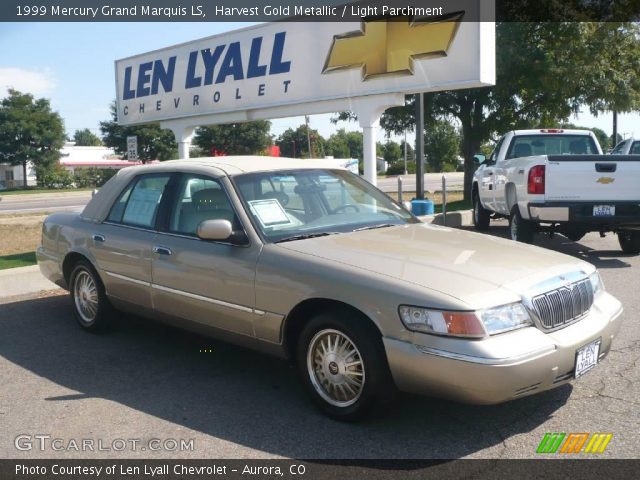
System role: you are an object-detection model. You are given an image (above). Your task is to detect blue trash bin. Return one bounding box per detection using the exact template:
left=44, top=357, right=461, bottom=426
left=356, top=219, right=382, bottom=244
left=410, top=199, right=434, bottom=216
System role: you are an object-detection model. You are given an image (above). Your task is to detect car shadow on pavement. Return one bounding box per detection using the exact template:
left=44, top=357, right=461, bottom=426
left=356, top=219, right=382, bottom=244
left=1, top=294, right=572, bottom=460
left=460, top=223, right=633, bottom=270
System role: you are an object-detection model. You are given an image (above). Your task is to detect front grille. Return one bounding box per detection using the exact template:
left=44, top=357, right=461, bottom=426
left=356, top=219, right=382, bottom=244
left=532, top=278, right=594, bottom=329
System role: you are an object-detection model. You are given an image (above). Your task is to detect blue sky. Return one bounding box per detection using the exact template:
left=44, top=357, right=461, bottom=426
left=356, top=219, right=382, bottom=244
left=1, top=22, right=639, bottom=145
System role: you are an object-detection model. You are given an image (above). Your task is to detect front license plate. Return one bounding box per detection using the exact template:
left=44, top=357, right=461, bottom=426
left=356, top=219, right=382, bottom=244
left=593, top=205, right=615, bottom=216
left=575, top=338, right=601, bottom=378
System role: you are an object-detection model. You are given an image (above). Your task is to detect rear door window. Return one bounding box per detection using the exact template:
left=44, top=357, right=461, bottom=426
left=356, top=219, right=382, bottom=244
left=107, top=174, right=171, bottom=228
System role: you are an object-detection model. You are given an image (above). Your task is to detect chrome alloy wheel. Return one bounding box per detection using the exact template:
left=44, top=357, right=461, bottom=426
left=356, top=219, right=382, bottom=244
left=306, top=329, right=365, bottom=407
left=73, top=270, right=99, bottom=324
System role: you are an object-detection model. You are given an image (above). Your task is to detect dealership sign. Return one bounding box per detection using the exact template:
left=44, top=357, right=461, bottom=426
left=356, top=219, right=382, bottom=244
left=115, top=15, right=495, bottom=126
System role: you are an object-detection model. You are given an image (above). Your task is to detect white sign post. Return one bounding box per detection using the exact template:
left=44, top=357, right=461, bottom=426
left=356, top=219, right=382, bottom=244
left=126, top=136, right=138, bottom=160
left=115, top=2, right=495, bottom=185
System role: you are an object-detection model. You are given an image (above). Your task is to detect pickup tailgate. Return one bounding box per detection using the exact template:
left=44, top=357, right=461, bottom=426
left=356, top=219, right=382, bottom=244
left=545, top=155, right=640, bottom=201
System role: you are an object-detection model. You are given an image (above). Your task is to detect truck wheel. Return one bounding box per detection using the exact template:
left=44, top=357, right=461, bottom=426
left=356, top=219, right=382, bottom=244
left=297, top=311, right=393, bottom=421
left=509, top=206, right=535, bottom=244
left=69, top=260, right=113, bottom=332
left=618, top=231, right=640, bottom=255
left=473, top=191, right=490, bottom=231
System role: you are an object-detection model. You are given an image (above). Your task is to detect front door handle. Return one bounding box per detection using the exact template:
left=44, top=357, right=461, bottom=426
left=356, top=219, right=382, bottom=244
left=153, top=246, right=172, bottom=256
left=93, top=234, right=105, bottom=243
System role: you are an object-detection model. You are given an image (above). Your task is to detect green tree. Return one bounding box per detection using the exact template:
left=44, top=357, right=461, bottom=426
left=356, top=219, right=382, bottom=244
left=193, top=121, right=272, bottom=155
left=100, top=102, right=177, bottom=162
left=381, top=140, right=402, bottom=164
left=425, top=120, right=461, bottom=172
left=325, top=129, right=351, bottom=158
left=73, top=128, right=102, bottom=146
left=0, top=89, right=66, bottom=187
left=276, top=125, right=326, bottom=158
left=340, top=22, right=640, bottom=200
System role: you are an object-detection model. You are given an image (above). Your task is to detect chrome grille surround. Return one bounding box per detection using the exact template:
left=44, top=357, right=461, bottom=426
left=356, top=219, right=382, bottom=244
left=531, top=278, right=594, bottom=330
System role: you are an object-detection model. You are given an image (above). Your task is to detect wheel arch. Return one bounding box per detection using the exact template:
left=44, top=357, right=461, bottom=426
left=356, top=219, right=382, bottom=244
left=62, top=251, right=99, bottom=286
left=282, top=298, right=383, bottom=362
left=505, top=182, right=518, bottom=212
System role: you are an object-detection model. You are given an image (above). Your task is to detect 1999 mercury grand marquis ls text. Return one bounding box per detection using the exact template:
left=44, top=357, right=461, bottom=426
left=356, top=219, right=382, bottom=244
left=37, top=157, right=623, bottom=420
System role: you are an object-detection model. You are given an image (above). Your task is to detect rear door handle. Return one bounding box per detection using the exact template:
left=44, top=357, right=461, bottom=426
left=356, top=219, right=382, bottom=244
left=93, top=234, right=105, bottom=243
left=153, top=246, right=172, bottom=256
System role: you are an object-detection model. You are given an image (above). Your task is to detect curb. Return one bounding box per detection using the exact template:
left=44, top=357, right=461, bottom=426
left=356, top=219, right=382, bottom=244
left=418, top=209, right=473, bottom=227
left=0, top=265, right=60, bottom=299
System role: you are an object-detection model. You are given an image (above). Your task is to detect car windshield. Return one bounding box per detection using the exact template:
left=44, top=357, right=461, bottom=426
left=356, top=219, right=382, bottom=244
left=506, top=134, right=599, bottom=159
left=233, top=169, right=418, bottom=242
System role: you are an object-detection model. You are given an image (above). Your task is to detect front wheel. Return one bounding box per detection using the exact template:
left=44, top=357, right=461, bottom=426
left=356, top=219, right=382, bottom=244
left=618, top=230, right=640, bottom=255
left=297, top=312, right=392, bottom=421
left=69, top=260, right=113, bottom=331
left=472, top=191, right=490, bottom=231
left=509, top=206, right=535, bottom=243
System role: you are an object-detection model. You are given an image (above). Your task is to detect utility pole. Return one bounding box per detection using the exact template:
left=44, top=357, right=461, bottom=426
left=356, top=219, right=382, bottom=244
left=403, top=129, right=408, bottom=175
left=612, top=110, right=618, bottom=148
left=415, top=93, right=425, bottom=199
left=305, top=115, right=312, bottom=158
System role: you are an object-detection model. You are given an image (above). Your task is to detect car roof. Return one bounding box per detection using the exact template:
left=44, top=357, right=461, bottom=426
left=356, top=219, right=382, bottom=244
left=80, top=156, right=348, bottom=223
left=124, top=156, right=346, bottom=176
left=511, top=129, right=594, bottom=136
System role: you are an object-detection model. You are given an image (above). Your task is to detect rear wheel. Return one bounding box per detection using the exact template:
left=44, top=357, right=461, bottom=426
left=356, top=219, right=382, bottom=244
left=297, top=311, right=392, bottom=421
left=509, top=206, right=535, bottom=243
left=472, top=190, right=490, bottom=231
left=618, top=230, right=640, bottom=255
left=69, top=260, right=113, bottom=331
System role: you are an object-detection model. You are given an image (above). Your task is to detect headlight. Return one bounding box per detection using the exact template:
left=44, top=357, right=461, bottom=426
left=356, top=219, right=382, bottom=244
left=399, top=306, right=486, bottom=338
left=399, top=303, right=533, bottom=338
left=478, top=302, right=533, bottom=335
left=589, top=271, right=604, bottom=297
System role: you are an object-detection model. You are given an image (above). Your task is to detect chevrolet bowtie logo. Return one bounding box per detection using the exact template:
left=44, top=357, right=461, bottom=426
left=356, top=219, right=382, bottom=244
left=596, top=177, right=615, bottom=184
left=323, top=13, right=464, bottom=81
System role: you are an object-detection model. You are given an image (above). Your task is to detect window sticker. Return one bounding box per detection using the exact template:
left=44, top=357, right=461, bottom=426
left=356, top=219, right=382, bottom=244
left=248, top=199, right=293, bottom=227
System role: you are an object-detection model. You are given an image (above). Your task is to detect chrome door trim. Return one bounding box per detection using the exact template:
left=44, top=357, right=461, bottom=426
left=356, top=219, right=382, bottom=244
left=104, top=271, right=151, bottom=287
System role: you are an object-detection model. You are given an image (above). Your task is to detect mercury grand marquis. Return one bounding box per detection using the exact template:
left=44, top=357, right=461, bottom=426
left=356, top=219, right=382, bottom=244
left=37, top=157, right=624, bottom=420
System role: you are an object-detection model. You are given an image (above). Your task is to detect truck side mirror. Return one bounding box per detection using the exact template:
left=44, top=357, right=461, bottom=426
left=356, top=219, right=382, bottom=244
left=473, top=154, right=486, bottom=166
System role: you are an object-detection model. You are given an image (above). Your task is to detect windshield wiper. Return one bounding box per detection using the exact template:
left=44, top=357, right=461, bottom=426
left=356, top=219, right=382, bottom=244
left=275, top=232, right=341, bottom=243
left=352, top=223, right=396, bottom=232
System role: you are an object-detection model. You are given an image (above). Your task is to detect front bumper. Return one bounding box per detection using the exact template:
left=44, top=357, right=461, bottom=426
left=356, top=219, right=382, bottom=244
left=527, top=201, right=640, bottom=228
left=384, top=292, right=623, bottom=404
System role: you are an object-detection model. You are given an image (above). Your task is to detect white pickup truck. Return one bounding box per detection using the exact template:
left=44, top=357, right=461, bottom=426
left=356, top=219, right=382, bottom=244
left=472, top=129, right=640, bottom=254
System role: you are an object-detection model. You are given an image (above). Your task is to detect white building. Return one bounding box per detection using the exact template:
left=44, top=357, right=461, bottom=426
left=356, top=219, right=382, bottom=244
left=59, top=143, right=142, bottom=173
left=0, top=162, right=37, bottom=189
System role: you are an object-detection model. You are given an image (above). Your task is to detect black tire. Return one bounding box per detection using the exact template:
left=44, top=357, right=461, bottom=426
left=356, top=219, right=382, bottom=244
left=472, top=190, right=490, bottom=231
left=509, top=206, right=535, bottom=243
left=618, top=230, right=640, bottom=255
left=296, top=310, right=393, bottom=421
left=69, top=260, right=113, bottom=332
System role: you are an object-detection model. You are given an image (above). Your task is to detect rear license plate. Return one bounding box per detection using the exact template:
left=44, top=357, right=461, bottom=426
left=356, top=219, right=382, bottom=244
left=575, top=338, right=601, bottom=378
left=593, top=205, right=615, bottom=216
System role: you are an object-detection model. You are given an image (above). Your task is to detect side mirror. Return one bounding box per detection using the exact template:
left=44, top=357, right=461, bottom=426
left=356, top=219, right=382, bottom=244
left=197, top=219, right=248, bottom=245
left=197, top=219, right=233, bottom=241
left=473, top=154, right=486, bottom=165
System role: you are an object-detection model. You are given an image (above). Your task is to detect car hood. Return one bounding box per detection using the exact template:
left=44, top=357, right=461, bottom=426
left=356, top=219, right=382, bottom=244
left=277, top=223, right=593, bottom=308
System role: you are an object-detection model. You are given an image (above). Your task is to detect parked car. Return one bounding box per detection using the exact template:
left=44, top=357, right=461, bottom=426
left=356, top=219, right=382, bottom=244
left=610, top=137, right=640, bottom=155
left=38, top=157, right=623, bottom=420
left=472, top=129, right=640, bottom=253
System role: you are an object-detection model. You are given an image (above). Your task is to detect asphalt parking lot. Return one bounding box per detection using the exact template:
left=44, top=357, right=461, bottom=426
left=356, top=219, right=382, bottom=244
left=1, top=222, right=638, bottom=460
